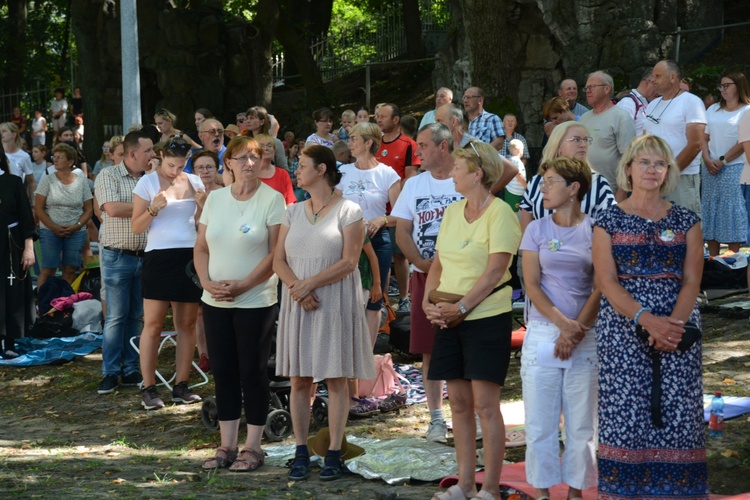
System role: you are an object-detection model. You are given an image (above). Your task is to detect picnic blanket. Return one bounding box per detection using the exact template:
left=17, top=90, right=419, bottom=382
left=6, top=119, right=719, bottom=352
left=0, top=332, right=102, bottom=367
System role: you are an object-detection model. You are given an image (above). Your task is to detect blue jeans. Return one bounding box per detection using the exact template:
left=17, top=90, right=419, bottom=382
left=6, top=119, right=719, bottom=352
left=101, top=248, right=144, bottom=376
left=366, top=228, right=392, bottom=311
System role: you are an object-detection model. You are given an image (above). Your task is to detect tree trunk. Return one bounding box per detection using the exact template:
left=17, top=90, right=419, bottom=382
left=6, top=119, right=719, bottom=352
left=248, top=0, right=279, bottom=108
left=5, top=0, right=28, bottom=94
left=70, top=0, right=106, bottom=168
left=402, top=0, right=425, bottom=59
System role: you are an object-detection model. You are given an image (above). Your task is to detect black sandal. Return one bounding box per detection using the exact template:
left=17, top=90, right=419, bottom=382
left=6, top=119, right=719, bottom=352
left=319, top=454, right=345, bottom=481
left=287, top=454, right=310, bottom=481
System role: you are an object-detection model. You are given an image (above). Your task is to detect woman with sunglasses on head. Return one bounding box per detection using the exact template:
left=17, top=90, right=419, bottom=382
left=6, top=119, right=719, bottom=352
left=194, top=136, right=285, bottom=472
left=701, top=71, right=750, bottom=256
left=131, top=135, right=206, bottom=410
left=520, top=121, right=616, bottom=234
left=425, top=141, right=521, bottom=500
left=520, top=157, right=599, bottom=500
left=593, top=134, right=707, bottom=497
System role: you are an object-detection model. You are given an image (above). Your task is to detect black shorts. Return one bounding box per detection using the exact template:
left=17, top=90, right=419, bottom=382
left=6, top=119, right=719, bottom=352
left=142, top=247, right=202, bottom=303
left=427, top=312, right=512, bottom=386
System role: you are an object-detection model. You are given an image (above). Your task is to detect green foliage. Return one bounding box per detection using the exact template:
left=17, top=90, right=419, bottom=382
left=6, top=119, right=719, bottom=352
left=223, top=0, right=257, bottom=21
left=685, top=64, right=725, bottom=96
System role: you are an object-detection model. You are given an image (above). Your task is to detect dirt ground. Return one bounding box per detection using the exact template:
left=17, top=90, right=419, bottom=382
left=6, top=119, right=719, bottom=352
left=1, top=298, right=749, bottom=498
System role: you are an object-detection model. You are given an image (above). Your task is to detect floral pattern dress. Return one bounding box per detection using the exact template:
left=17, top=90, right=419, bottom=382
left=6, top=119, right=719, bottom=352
left=595, top=205, right=709, bottom=499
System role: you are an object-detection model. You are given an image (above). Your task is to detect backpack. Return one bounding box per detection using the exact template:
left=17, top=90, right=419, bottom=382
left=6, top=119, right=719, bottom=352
left=621, top=92, right=646, bottom=120
left=37, top=276, right=75, bottom=315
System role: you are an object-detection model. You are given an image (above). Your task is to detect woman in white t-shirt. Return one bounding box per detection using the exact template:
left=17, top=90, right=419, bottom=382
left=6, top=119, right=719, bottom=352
left=194, top=136, right=285, bottom=471
left=336, top=122, right=401, bottom=333
left=700, top=71, right=750, bottom=255
left=520, top=157, right=599, bottom=500
left=132, top=135, right=206, bottom=410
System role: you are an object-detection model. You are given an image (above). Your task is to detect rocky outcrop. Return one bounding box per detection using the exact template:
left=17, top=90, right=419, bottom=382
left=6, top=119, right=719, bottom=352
left=436, top=0, right=723, bottom=149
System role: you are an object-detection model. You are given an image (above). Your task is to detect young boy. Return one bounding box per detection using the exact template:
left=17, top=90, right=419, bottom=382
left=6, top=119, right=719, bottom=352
left=504, top=139, right=527, bottom=212
left=337, top=109, right=355, bottom=141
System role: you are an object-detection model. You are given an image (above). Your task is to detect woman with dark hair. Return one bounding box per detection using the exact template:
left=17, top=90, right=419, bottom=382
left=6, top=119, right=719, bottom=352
left=195, top=135, right=285, bottom=471
left=305, top=108, right=337, bottom=148
left=34, top=142, right=93, bottom=287
left=274, top=145, right=374, bottom=482
left=0, top=149, right=36, bottom=358
left=189, top=108, right=215, bottom=146
left=243, top=107, right=287, bottom=168
left=132, top=135, right=206, bottom=410
left=701, top=70, right=750, bottom=255
left=52, top=126, right=88, bottom=177
left=356, top=107, right=370, bottom=124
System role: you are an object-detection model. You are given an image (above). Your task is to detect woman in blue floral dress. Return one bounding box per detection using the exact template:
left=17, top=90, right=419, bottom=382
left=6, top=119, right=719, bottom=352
left=593, top=135, right=708, bottom=498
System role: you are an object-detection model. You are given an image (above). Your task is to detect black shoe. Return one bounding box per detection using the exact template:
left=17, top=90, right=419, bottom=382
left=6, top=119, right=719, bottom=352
left=98, top=374, right=119, bottom=395
left=172, top=381, right=202, bottom=404
left=121, top=372, right=143, bottom=387
left=141, top=385, right=165, bottom=410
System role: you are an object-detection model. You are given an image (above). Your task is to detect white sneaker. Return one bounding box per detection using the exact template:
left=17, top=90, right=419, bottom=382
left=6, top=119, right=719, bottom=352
left=475, top=413, right=483, bottom=441
left=426, top=420, right=448, bottom=443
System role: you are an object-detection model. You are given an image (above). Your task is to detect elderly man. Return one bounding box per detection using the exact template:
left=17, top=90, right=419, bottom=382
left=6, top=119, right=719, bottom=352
left=643, top=59, right=706, bottom=216
left=616, top=69, right=659, bottom=136
left=558, top=78, right=589, bottom=117
left=393, top=123, right=463, bottom=442
left=419, top=87, right=453, bottom=128
left=184, top=118, right=227, bottom=174
left=95, top=129, right=155, bottom=395
left=579, top=71, right=635, bottom=200
left=499, top=113, right=530, bottom=164
left=463, top=87, right=506, bottom=151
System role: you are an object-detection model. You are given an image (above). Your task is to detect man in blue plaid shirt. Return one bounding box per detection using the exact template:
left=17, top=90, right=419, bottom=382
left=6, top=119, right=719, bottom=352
left=463, top=86, right=506, bottom=151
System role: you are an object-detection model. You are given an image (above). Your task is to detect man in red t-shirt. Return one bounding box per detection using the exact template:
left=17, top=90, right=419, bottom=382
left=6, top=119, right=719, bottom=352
left=375, top=103, right=421, bottom=312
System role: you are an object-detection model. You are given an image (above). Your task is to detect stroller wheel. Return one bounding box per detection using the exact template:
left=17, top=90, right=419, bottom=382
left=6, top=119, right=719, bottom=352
left=201, top=396, right=219, bottom=431
left=312, top=396, right=328, bottom=426
left=264, top=409, right=293, bottom=441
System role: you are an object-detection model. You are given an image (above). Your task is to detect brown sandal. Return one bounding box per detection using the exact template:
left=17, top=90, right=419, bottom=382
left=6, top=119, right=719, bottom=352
left=229, top=448, right=264, bottom=472
left=202, top=447, right=238, bottom=469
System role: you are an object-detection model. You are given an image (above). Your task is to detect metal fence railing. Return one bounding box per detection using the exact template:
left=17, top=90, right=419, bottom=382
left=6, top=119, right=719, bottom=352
left=0, top=86, right=56, bottom=123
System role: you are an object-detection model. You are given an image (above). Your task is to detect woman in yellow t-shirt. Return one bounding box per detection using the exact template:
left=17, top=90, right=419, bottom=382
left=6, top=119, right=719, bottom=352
left=423, top=140, right=521, bottom=500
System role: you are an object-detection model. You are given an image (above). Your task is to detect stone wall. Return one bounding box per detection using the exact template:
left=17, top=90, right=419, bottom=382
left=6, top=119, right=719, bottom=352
left=435, top=0, right=723, bottom=149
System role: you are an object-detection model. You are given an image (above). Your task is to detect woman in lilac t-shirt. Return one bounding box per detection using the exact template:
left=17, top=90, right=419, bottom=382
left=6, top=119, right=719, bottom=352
left=519, top=157, right=601, bottom=499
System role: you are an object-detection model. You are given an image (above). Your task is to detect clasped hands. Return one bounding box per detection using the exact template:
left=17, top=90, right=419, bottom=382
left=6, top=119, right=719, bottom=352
left=554, top=317, right=587, bottom=360
left=289, top=279, right=320, bottom=312
left=422, top=301, right=462, bottom=329
left=203, top=280, right=247, bottom=302
left=638, top=313, right=685, bottom=352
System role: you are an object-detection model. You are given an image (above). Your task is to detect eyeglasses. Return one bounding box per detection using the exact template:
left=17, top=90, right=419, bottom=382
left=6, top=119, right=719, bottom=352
left=635, top=159, right=669, bottom=172
left=582, top=84, right=608, bottom=92
left=462, top=95, right=481, bottom=100
left=539, top=178, right=568, bottom=190
left=645, top=114, right=661, bottom=124
left=52, top=156, right=70, bottom=162
left=229, top=155, right=261, bottom=164
left=201, top=128, right=224, bottom=135
left=464, top=141, right=484, bottom=172
left=566, top=136, right=593, bottom=145
left=717, top=83, right=736, bottom=90
left=194, top=165, right=216, bottom=173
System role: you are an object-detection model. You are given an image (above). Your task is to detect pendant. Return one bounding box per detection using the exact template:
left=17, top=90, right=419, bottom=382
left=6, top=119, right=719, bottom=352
left=239, top=224, right=251, bottom=233
left=547, top=239, right=562, bottom=252
left=461, top=240, right=469, bottom=249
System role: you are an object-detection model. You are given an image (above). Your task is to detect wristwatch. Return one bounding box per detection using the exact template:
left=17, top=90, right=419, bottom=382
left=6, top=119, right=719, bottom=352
left=719, top=155, right=727, bottom=165
left=457, top=301, right=468, bottom=314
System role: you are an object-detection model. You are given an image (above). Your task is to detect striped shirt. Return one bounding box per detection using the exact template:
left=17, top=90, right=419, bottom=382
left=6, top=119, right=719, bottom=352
left=468, top=110, right=506, bottom=144
left=519, top=172, right=616, bottom=221
left=94, top=162, right=147, bottom=251
left=499, top=132, right=531, bottom=159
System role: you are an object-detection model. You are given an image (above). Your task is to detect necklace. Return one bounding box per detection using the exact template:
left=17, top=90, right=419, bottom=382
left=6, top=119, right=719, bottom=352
left=547, top=212, right=584, bottom=252
left=7, top=227, right=27, bottom=285
left=465, top=193, right=492, bottom=223
left=233, top=180, right=260, bottom=218
left=630, top=202, right=660, bottom=221
left=647, top=89, right=682, bottom=124
left=310, top=190, right=335, bottom=224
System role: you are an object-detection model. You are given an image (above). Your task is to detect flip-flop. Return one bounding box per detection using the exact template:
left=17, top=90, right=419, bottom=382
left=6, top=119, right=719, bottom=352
left=201, top=447, right=238, bottom=469
left=432, top=484, right=472, bottom=500
left=505, top=428, right=526, bottom=448
left=229, top=449, right=264, bottom=472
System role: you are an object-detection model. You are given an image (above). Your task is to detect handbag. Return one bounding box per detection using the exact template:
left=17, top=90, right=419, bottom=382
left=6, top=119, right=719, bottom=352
left=358, top=353, right=408, bottom=398
left=636, top=321, right=702, bottom=428
left=428, top=283, right=508, bottom=329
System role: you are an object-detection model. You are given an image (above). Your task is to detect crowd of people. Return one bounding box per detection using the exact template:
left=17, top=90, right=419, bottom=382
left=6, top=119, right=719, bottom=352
left=2, top=57, right=743, bottom=497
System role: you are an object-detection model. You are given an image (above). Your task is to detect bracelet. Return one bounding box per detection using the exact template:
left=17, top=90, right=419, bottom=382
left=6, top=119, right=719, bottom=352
left=457, top=301, right=468, bottom=315
left=76, top=220, right=82, bottom=226
left=147, top=206, right=157, bottom=217
left=383, top=215, right=388, bottom=226
left=633, top=306, right=651, bottom=326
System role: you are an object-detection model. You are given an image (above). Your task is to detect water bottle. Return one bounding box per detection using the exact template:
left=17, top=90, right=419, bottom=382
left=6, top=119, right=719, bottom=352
left=709, top=392, right=725, bottom=438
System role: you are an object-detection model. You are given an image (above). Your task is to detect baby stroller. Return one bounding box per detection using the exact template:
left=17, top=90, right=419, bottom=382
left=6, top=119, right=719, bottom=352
left=200, top=364, right=330, bottom=441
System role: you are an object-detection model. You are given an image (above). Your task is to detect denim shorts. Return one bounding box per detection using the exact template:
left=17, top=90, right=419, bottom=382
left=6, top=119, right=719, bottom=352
left=39, top=228, right=86, bottom=269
